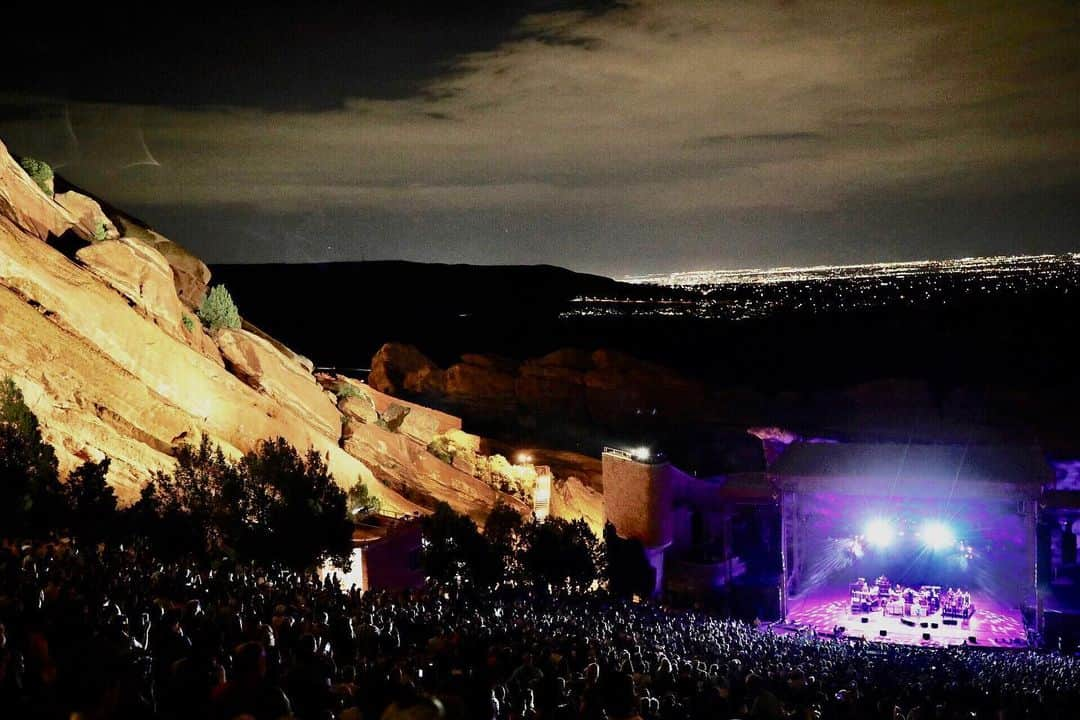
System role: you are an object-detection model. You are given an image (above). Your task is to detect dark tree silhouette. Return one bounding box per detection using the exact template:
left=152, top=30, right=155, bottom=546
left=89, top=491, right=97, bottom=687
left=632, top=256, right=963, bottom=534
left=520, top=517, right=603, bottom=591
left=604, top=522, right=656, bottom=597
left=483, top=502, right=525, bottom=582
left=239, top=438, right=354, bottom=569
left=148, top=436, right=354, bottom=568
left=152, top=436, right=246, bottom=556
left=420, top=501, right=491, bottom=584
left=64, top=458, right=117, bottom=543
left=0, top=377, right=63, bottom=536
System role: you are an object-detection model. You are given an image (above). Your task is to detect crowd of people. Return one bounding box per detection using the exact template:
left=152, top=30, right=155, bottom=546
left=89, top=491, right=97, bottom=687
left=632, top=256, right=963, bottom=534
left=1, top=538, right=1078, bottom=720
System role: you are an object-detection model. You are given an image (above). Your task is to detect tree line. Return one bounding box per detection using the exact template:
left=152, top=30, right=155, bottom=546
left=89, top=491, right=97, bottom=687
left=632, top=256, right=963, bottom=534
left=1, top=376, right=654, bottom=593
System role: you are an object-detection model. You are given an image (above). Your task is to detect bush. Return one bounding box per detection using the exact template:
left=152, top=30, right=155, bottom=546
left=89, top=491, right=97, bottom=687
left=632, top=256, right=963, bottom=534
left=93, top=220, right=108, bottom=242
left=335, top=382, right=364, bottom=401
left=347, top=479, right=382, bottom=518
left=182, top=314, right=195, bottom=332
left=197, top=285, right=241, bottom=332
left=427, top=435, right=456, bottom=464
left=18, top=157, right=53, bottom=197
left=149, top=436, right=354, bottom=568
left=64, top=458, right=117, bottom=543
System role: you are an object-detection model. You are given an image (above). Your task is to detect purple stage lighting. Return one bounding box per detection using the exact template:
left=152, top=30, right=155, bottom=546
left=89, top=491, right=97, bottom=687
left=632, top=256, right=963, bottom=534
left=864, top=518, right=894, bottom=548
left=921, top=520, right=955, bottom=550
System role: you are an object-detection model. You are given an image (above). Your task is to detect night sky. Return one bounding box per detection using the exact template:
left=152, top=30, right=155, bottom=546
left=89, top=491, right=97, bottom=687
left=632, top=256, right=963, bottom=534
left=2, top=1, right=1076, bottom=276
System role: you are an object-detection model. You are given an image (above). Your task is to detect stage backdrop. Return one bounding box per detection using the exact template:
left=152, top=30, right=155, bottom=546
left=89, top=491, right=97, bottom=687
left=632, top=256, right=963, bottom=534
left=795, top=491, right=1032, bottom=608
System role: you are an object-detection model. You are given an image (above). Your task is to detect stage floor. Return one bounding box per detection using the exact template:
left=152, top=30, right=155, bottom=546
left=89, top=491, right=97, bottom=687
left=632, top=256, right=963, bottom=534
left=784, top=588, right=1028, bottom=648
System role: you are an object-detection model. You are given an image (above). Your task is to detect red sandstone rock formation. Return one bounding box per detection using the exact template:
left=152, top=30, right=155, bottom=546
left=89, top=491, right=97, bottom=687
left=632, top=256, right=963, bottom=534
left=369, top=341, right=708, bottom=427
left=0, top=136, right=602, bottom=530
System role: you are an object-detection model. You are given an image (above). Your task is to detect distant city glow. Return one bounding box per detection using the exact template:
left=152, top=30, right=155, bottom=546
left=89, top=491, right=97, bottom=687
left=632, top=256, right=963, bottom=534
left=863, top=518, right=895, bottom=548
left=920, top=520, right=955, bottom=550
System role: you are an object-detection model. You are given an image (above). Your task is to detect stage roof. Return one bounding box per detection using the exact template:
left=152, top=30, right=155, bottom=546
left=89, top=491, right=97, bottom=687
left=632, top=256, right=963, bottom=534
left=770, top=442, right=1050, bottom=498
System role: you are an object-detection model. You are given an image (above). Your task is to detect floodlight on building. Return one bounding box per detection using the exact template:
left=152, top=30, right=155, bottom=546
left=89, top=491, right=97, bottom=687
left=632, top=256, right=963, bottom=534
left=631, top=446, right=651, bottom=461
left=516, top=452, right=534, bottom=465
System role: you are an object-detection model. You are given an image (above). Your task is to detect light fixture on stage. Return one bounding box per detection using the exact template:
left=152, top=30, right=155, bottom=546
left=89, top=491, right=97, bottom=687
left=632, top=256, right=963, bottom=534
left=920, top=520, right=955, bottom=550
left=863, top=518, right=895, bottom=548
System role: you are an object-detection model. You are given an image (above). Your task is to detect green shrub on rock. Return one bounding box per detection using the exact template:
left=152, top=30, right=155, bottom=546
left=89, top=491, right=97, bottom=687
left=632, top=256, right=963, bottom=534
left=335, top=382, right=364, bottom=401
left=347, top=479, right=382, bottom=518
left=197, top=285, right=241, bottom=332
left=18, top=157, right=53, bottom=197
left=182, top=314, right=195, bottom=332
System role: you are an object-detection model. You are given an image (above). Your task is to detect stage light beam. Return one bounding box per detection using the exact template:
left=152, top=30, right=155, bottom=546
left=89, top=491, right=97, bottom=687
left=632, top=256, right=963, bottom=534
left=864, top=518, right=894, bottom=548
left=921, top=520, right=955, bottom=550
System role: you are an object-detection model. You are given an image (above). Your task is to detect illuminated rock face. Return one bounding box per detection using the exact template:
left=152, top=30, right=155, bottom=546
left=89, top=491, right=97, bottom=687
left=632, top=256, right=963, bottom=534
left=0, top=137, right=599, bottom=528
left=0, top=139, right=420, bottom=514
left=0, top=141, right=75, bottom=240
left=54, top=191, right=119, bottom=243
left=75, top=237, right=222, bottom=366
left=216, top=328, right=341, bottom=442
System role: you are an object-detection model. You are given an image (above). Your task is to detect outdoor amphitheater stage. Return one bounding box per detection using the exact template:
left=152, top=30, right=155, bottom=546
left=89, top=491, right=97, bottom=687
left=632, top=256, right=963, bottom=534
left=782, top=587, right=1028, bottom=648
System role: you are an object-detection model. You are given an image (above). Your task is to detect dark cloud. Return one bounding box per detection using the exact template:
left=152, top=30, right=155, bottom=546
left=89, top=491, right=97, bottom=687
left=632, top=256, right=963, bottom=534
left=1, top=1, right=1076, bottom=274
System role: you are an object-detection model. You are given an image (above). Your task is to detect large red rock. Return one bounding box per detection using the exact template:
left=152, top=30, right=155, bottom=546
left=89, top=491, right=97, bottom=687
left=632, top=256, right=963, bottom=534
left=516, top=360, right=587, bottom=417
left=75, top=238, right=223, bottom=366
left=369, top=343, right=443, bottom=395
left=0, top=139, right=75, bottom=241
left=110, top=212, right=211, bottom=309
left=442, top=361, right=517, bottom=414
left=317, top=373, right=462, bottom=445
left=54, top=191, right=119, bottom=243
left=342, top=419, right=528, bottom=524
left=0, top=211, right=422, bottom=515
left=370, top=343, right=708, bottom=427
left=215, top=328, right=341, bottom=441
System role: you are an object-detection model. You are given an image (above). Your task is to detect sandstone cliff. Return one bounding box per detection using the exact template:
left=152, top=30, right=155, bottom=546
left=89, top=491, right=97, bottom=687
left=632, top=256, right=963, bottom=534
left=0, top=139, right=570, bottom=525
left=369, top=342, right=708, bottom=427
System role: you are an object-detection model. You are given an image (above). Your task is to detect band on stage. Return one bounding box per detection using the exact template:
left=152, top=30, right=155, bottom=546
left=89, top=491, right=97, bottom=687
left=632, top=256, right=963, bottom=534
left=849, top=575, right=975, bottom=619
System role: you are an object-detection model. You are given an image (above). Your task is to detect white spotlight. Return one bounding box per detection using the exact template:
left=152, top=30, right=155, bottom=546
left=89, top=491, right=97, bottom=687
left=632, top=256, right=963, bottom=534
left=921, top=520, right=954, bottom=550
left=864, top=518, right=894, bottom=548
left=631, top=446, right=651, bottom=461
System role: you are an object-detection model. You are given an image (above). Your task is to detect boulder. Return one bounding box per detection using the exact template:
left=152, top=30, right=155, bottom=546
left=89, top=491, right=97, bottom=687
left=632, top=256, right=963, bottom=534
left=369, top=343, right=443, bottom=395
left=339, top=393, right=379, bottom=425
left=0, top=140, right=75, bottom=241
left=317, top=372, right=462, bottom=444
left=75, top=238, right=223, bottom=366
left=533, top=347, right=595, bottom=370
left=443, top=361, right=517, bottom=413
left=342, top=418, right=529, bottom=524
left=380, top=403, right=411, bottom=432
left=109, top=211, right=211, bottom=308
left=150, top=237, right=212, bottom=309
left=54, top=191, right=119, bottom=243
left=242, top=319, right=314, bottom=374
left=215, top=328, right=341, bottom=441
left=460, top=353, right=518, bottom=373
left=516, top=361, right=587, bottom=417
left=77, top=238, right=185, bottom=328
